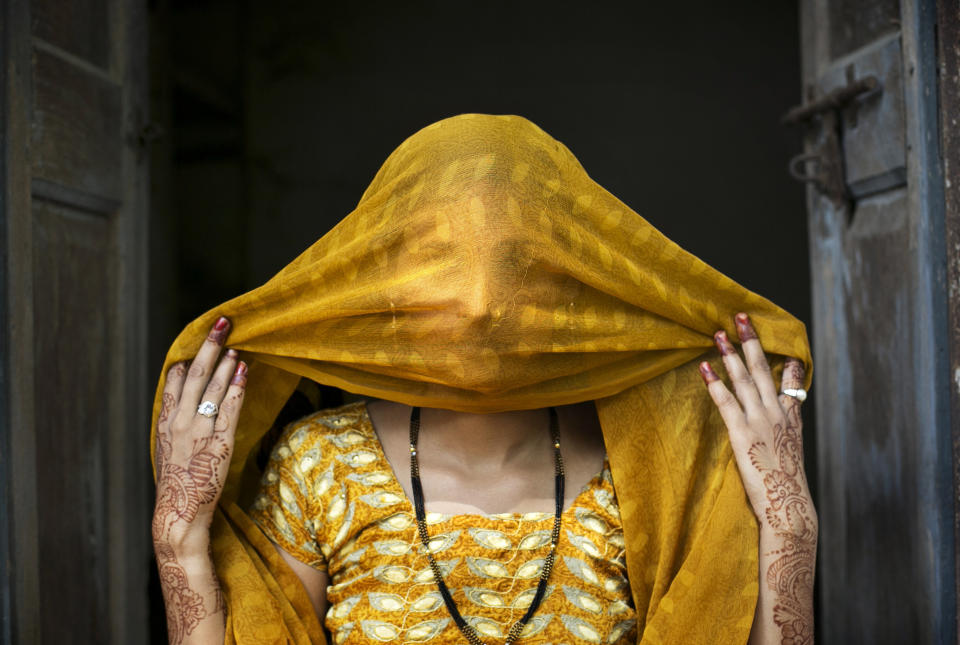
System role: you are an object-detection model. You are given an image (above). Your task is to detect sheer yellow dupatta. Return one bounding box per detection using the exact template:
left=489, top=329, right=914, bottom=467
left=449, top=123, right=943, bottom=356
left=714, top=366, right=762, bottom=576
left=151, top=114, right=812, bottom=644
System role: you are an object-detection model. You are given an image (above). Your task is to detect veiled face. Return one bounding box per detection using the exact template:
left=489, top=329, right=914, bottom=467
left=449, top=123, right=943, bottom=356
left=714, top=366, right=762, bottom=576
left=265, top=113, right=746, bottom=401
left=354, top=141, right=598, bottom=395
left=389, top=178, right=566, bottom=339
left=293, top=115, right=652, bottom=394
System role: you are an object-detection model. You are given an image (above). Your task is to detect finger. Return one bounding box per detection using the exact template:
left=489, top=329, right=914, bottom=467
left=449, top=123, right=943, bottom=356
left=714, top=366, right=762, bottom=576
left=699, top=361, right=748, bottom=433
left=779, top=356, right=807, bottom=410
left=192, top=361, right=247, bottom=507
left=213, top=361, right=247, bottom=442
left=781, top=357, right=806, bottom=390
left=734, top=313, right=780, bottom=409
left=163, top=361, right=188, bottom=401
left=714, top=330, right=765, bottom=415
left=156, top=362, right=188, bottom=471
left=177, top=316, right=231, bottom=422
left=700, top=361, right=776, bottom=510
left=158, top=362, right=187, bottom=429
left=199, top=348, right=239, bottom=412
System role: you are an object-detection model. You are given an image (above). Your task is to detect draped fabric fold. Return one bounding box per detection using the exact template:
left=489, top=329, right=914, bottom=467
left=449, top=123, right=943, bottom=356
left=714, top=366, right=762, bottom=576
left=150, top=114, right=812, bottom=644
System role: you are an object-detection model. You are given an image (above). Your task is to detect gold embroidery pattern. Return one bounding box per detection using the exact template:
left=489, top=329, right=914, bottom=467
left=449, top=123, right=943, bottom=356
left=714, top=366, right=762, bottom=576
left=251, top=402, right=636, bottom=644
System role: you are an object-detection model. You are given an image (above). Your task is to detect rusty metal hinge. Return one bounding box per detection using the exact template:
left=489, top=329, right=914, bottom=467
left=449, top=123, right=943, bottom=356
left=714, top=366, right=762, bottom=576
left=782, top=75, right=880, bottom=208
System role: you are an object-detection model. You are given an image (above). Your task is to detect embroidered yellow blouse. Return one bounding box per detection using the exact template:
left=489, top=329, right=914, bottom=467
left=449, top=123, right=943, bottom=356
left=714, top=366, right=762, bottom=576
left=250, top=401, right=637, bottom=644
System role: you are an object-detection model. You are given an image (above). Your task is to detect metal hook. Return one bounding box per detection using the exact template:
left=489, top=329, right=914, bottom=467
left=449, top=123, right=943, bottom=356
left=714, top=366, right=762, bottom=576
left=788, top=153, right=824, bottom=184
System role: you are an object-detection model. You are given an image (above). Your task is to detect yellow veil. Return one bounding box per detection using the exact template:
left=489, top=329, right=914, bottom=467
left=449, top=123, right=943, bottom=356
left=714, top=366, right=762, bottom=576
left=151, top=114, right=812, bottom=644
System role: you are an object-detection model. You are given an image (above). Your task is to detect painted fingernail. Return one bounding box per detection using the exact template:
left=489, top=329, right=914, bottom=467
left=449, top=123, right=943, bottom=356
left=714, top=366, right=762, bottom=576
left=735, top=312, right=758, bottom=341
left=699, top=361, right=720, bottom=383
left=208, top=316, right=231, bottom=345
left=230, top=361, right=248, bottom=387
left=714, top=330, right=735, bottom=356
left=226, top=348, right=238, bottom=358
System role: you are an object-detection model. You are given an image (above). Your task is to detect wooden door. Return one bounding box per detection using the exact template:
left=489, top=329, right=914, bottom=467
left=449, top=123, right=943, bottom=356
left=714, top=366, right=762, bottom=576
left=0, top=0, right=150, bottom=643
left=798, top=0, right=953, bottom=641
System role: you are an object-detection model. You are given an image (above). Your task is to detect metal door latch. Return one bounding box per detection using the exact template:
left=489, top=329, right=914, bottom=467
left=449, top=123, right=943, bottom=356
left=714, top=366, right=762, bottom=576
left=782, top=75, right=880, bottom=207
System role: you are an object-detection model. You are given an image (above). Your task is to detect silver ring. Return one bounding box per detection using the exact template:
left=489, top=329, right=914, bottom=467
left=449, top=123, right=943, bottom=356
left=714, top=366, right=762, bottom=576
left=781, top=388, right=807, bottom=402
left=197, top=400, right=219, bottom=417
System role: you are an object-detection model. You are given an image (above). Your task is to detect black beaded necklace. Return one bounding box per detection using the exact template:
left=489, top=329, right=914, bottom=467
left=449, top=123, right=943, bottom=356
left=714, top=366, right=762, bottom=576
left=408, top=406, right=565, bottom=645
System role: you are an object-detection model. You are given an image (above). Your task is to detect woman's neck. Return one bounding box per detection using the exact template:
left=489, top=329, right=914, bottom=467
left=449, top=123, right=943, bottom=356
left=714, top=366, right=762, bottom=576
left=418, top=407, right=552, bottom=470
left=366, top=398, right=605, bottom=514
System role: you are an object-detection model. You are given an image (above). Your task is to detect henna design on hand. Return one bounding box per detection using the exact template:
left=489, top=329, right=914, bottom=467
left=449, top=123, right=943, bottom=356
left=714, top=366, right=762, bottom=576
left=156, top=392, right=177, bottom=472
left=208, top=541, right=225, bottom=615
left=153, top=461, right=217, bottom=644
left=152, top=388, right=239, bottom=643
left=702, top=317, right=815, bottom=642
left=159, top=560, right=207, bottom=643
left=748, top=402, right=817, bottom=644
left=159, top=392, right=175, bottom=425
left=783, top=358, right=806, bottom=389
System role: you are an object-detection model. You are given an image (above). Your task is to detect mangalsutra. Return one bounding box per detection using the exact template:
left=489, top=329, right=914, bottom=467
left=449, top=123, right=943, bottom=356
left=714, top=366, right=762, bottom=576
left=409, top=407, right=565, bottom=645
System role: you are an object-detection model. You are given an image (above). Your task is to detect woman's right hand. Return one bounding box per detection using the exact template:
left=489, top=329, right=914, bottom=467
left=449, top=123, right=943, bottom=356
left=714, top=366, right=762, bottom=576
left=152, top=318, right=245, bottom=644
left=152, top=316, right=247, bottom=556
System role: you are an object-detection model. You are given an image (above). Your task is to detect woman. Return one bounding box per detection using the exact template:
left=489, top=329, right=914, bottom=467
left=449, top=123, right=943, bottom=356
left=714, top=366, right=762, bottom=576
left=151, top=114, right=816, bottom=644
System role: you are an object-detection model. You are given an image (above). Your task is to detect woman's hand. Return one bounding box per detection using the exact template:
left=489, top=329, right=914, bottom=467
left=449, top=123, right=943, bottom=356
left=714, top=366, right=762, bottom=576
left=152, top=316, right=246, bottom=644
left=699, top=312, right=817, bottom=645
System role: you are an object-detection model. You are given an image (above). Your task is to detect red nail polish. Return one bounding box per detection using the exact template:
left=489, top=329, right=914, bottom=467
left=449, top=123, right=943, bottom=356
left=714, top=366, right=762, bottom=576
left=207, top=316, right=231, bottom=345
left=735, top=313, right=758, bottom=341
left=714, top=330, right=735, bottom=356
left=231, top=361, right=248, bottom=387
left=699, top=361, right=719, bottom=383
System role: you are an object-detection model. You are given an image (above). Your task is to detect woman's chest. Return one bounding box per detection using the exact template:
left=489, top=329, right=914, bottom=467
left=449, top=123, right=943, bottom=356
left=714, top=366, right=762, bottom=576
left=272, top=403, right=636, bottom=643
left=319, top=486, right=635, bottom=644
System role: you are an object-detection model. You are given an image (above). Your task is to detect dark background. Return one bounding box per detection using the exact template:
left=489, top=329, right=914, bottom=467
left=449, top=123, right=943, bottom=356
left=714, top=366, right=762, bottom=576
left=147, top=1, right=812, bottom=641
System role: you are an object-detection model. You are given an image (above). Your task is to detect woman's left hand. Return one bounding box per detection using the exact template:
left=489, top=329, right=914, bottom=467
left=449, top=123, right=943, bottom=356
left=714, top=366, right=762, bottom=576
left=699, top=312, right=817, bottom=644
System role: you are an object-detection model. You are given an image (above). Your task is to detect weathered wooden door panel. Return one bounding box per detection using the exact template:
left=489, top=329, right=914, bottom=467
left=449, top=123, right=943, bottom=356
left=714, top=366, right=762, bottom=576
left=32, top=204, right=114, bottom=642
left=826, top=0, right=901, bottom=58
left=836, top=188, right=919, bottom=637
left=32, top=49, right=124, bottom=208
left=801, top=0, right=951, bottom=642
left=1, top=0, right=149, bottom=643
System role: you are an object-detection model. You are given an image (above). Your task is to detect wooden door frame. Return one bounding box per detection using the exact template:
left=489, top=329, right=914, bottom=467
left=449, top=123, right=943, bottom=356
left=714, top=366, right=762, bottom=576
left=937, top=1, right=960, bottom=640
left=899, top=0, right=956, bottom=635
left=1, top=0, right=41, bottom=641
left=800, top=0, right=954, bottom=639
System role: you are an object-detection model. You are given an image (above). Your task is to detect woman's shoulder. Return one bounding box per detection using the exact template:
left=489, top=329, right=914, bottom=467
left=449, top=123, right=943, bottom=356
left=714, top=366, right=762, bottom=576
left=251, top=401, right=377, bottom=569
left=265, top=400, right=377, bottom=473
left=285, top=400, right=372, bottom=436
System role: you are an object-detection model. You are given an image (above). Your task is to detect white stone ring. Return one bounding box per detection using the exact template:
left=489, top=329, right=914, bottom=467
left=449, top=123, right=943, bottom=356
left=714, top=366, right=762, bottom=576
left=197, top=400, right=219, bottom=418
left=781, top=388, right=807, bottom=402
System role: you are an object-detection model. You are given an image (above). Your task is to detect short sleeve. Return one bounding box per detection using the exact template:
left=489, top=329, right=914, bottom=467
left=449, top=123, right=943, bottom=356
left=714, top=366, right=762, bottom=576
left=249, top=413, right=332, bottom=571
